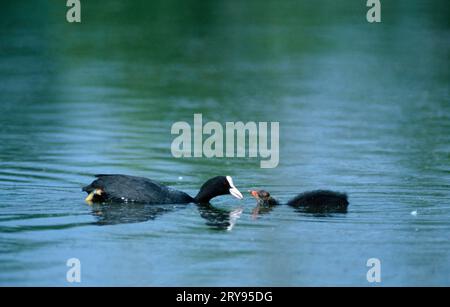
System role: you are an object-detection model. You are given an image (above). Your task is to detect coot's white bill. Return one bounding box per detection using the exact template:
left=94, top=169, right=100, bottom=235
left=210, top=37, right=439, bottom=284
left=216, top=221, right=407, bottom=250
left=226, top=176, right=244, bottom=199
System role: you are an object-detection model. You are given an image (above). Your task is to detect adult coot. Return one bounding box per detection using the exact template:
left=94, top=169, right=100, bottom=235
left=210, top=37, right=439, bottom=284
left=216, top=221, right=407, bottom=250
left=249, top=189, right=348, bottom=212
left=83, top=175, right=243, bottom=204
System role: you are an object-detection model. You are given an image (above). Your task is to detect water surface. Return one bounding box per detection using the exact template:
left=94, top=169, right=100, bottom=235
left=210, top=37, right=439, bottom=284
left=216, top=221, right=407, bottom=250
left=0, top=0, right=449, bottom=286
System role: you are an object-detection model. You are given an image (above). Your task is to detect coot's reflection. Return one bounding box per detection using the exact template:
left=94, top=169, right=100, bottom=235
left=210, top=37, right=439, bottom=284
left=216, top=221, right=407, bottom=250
left=89, top=202, right=243, bottom=230
left=90, top=202, right=181, bottom=226
left=196, top=203, right=243, bottom=231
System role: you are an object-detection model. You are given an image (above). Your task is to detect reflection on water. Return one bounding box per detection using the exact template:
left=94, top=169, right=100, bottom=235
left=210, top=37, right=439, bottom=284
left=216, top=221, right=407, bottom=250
left=251, top=203, right=347, bottom=220
left=90, top=203, right=182, bottom=226
left=90, top=201, right=243, bottom=231
left=197, top=204, right=244, bottom=231
left=1, top=0, right=449, bottom=286
left=252, top=204, right=277, bottom=220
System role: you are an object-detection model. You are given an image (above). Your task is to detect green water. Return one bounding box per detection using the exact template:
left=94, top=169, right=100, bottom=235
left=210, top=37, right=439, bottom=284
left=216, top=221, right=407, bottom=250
left=0, top=0, right=449, bottom=286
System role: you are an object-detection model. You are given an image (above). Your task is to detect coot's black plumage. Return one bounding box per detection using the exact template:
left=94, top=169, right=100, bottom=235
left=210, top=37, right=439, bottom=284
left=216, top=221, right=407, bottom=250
left=250, top=189, right=349, bottom=211
left=83, top=175, right=243, bottom=205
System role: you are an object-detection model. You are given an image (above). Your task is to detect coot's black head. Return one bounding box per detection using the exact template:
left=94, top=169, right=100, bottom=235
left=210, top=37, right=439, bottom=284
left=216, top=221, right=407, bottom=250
left=249, top=189, right=278, bottom=206
left=194, top=176, right=244, bottom=204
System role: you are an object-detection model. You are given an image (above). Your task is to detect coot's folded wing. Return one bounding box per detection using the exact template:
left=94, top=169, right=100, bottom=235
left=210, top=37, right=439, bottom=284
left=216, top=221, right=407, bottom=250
left=83, top=174, right=192, bottom=204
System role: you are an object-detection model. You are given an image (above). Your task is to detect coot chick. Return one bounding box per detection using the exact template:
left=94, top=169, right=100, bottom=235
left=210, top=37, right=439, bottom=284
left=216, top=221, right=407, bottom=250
left=248, top=190, right=278, bottom=219
left=250, top=189, right=348, bottom=212
left=83, top=175, right=243, bottom=205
